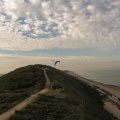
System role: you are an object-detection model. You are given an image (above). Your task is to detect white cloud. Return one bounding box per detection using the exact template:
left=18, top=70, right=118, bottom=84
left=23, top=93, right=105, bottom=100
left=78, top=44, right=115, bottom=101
left=0, top=0, right=120, bottom=50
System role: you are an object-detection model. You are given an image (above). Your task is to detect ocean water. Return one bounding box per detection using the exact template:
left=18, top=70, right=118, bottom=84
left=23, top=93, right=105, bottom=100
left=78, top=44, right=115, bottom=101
left=77, top=69, right=120, bottom=86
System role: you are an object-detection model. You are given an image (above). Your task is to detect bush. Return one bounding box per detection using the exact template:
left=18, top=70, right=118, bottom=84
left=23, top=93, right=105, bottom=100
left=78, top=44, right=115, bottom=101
left=51, top=81, right=62, bottom=90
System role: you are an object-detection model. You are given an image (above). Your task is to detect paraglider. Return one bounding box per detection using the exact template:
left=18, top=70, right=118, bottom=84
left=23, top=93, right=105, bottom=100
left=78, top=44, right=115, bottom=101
left=54, top=61, right=60, bottom=66
left=52, top=60, right=60, bottom=66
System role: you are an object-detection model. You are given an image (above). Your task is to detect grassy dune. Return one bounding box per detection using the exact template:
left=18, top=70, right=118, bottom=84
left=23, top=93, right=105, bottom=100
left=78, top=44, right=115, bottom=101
left=7, top=65, right=113, bottom=120
left=0, top=65, right=46, bottom=114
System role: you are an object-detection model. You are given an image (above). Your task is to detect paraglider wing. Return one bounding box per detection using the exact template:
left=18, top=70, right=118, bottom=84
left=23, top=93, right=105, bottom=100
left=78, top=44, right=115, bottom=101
left=54, top=61, right=60, bottom=66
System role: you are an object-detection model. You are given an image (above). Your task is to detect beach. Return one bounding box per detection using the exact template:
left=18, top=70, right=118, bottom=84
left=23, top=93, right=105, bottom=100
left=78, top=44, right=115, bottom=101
left=81, top=77, right=120, bottom=98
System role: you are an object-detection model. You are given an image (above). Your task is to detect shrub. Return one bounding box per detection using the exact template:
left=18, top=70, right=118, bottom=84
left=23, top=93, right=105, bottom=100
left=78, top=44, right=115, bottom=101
left=51, top=81, right=62, bottom=90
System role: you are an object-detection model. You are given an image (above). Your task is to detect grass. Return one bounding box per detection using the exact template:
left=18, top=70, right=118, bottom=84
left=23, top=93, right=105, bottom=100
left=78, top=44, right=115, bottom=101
left=9, top=65, right=113, bottom=120
left=9, top=95, right=85, bottom=120
left=0, top=65, right=46, bottom=114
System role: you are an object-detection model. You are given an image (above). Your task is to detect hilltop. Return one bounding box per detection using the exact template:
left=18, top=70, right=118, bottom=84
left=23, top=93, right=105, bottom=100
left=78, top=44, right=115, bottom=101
left=0, top=65, right=113, bottom=120
left=0, top=64, right=46, bottom=114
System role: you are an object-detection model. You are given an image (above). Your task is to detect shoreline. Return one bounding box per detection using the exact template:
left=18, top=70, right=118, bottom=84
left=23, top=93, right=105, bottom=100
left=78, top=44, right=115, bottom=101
left=77, top=75, right=120, bottom=87
left=69, top=72, right=120, bottom=98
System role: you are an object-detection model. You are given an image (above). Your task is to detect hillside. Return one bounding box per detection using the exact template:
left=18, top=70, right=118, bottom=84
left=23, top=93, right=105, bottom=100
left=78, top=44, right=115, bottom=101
left=0, top=65, right=113, bottom=120
left=0, top=65, right=46, bottom=114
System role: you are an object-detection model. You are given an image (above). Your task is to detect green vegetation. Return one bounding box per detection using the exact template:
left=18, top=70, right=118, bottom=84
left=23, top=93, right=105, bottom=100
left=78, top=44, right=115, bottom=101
left=0, top=65, right=46, bottom=114
left=8, top=65, right=113, bottom=120
left=10, top=95, right=84, bottom=120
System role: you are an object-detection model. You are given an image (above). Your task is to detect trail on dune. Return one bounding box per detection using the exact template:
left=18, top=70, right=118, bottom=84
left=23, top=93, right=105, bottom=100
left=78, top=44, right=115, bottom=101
left=0, top=68, right=50, bottom=120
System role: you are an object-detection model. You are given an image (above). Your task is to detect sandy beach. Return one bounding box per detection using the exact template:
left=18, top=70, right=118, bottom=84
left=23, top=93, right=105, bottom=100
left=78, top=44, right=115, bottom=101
left=69, top=72, right=120, bottom=98
left=81, top=77, right=120, bottom=98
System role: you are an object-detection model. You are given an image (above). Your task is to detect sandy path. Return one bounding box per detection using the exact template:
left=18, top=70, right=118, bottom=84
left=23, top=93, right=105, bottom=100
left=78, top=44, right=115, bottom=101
left=0, top=89, right=48, bottom=120
left=43, top=68, right=50, bottom=86
left=0, top=68, right=50, bottom=120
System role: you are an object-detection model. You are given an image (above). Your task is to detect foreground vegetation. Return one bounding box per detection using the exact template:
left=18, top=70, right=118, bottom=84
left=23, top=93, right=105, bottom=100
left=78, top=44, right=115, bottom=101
left=8, top=65, right=113, bottom=120
left=0, top=65, right=46, bottom=114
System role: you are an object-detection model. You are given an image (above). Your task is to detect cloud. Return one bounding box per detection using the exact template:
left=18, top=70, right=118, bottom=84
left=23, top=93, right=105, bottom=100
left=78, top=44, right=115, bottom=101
left=0, top=0, right=120, bottom=50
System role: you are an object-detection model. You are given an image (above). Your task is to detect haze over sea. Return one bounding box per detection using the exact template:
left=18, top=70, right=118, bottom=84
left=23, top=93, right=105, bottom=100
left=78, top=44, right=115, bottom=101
left=77, top=69, right=120, bottom=87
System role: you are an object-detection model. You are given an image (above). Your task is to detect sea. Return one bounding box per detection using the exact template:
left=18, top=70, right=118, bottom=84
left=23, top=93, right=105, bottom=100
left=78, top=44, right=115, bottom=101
left=77, top=69, right=120, bottom=87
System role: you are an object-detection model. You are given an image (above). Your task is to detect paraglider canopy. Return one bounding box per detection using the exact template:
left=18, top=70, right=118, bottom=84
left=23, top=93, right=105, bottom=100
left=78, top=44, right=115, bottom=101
left=54, top=61, right=60, bottom=66
left=52, top=60, right=60, bottom=66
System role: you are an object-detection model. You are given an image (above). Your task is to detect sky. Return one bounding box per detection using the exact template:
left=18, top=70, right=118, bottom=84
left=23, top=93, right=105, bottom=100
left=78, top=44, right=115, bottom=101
left=0, top=0, right=120, bottom=74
